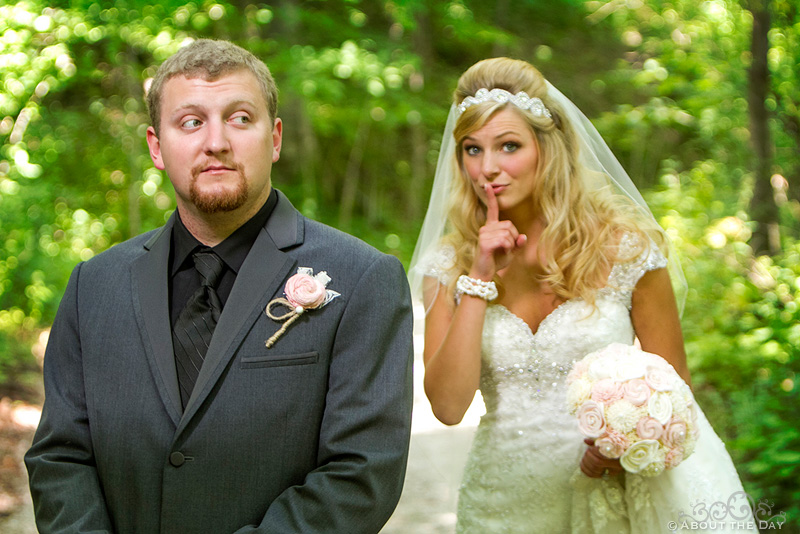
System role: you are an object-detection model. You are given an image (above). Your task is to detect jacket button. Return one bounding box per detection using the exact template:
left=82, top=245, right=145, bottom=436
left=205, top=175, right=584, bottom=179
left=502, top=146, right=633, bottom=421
left=169, top=451, right=186, bottom=467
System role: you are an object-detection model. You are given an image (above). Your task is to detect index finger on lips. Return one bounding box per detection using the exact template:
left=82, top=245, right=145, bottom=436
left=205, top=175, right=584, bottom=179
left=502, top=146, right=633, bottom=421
left=484, top=184, right=499, bottom=223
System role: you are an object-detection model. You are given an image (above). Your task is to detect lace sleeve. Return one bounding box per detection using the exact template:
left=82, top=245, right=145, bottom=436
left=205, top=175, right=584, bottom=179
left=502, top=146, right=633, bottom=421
left=420, top=245, right=456, bottom=284
left=604, top=232, right=668, bottom=309
left=410, top=245, right=457, bottom=314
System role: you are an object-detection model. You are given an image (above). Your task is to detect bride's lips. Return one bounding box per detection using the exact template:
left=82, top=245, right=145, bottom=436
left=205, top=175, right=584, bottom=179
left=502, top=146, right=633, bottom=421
left=488, top=183, right=509, bottom=194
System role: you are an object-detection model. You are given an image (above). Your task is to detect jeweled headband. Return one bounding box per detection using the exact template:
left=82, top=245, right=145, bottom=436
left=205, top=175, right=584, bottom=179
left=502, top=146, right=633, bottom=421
left=456, top=88, right=552, bottom=119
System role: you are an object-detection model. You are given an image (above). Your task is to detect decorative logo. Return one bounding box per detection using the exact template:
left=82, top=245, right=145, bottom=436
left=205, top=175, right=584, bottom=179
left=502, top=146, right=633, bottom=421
left=667, top=491, right=788, bottom=531
left=265, top=267, right=339, bottom=348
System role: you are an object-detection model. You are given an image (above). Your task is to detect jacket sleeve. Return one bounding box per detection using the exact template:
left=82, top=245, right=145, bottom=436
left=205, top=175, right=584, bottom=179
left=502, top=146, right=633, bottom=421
left=238, top=253, right=414, bottom=534
left=25, top=263, right=115, bottom=533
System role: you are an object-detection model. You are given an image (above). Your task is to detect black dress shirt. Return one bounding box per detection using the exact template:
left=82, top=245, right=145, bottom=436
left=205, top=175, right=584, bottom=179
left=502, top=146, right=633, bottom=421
left=169, top=190, right=278, bottom=326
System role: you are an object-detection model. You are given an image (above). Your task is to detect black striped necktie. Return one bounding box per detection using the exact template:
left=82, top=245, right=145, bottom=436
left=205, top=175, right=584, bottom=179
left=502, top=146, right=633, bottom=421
left=173, top=250, right=224, bottom=409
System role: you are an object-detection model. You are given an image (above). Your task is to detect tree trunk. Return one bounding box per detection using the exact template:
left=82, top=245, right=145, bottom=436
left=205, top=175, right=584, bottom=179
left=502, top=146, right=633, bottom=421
left=407, top=123, right=427, bottom=222
left=746, top=0, right=779, bottom=256
left=338, top=114, right=370, bottom=230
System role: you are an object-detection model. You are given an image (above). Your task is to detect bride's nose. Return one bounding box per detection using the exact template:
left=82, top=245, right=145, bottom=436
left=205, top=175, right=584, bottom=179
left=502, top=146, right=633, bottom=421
left=481, top=152, right=500, bottom=179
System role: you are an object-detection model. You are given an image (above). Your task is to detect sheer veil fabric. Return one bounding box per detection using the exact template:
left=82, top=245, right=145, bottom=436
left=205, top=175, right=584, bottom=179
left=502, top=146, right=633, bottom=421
left=407, top=81, right=687, bottom=316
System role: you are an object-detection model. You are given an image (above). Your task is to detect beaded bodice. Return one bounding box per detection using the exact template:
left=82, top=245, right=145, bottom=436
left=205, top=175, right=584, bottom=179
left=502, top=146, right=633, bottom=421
left=422, top=234, right=754, bottom=534
left=453, top=233, right=668, bottom=533
left=477, top=232, right=663, bottom=421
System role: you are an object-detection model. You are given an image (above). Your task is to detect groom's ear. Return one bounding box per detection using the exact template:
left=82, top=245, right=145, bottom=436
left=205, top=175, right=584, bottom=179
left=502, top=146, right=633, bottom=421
left=271, top=118, right=283, bottom=163
left=146, top=126, right=166, bottom=170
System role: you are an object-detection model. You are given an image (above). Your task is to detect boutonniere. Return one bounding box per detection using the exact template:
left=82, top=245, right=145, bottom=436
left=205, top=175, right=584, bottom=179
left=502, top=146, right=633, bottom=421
left=265, top=267, right=340, bottom=348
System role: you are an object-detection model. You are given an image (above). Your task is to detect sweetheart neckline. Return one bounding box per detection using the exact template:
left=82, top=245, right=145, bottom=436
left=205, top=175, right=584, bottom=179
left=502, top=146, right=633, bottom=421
left=489, top=256, right=628, bottom=339
left=489, top=299, right=581, bottom=341
left=489, top=288, right=630, bottom=344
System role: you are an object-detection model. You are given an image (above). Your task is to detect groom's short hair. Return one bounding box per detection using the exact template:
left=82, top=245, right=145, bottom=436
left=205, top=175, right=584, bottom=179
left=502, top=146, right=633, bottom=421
left=146, top=39, right=278, bottom=135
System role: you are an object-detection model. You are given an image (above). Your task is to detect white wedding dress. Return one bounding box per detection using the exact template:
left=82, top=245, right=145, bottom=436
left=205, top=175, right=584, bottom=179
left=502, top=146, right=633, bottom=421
left=428, top=234, right=756, bottom=533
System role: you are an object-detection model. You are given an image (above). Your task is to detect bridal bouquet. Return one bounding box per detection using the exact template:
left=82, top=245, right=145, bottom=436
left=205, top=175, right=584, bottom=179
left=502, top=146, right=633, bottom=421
left=566, top=343, right=699, bottom=476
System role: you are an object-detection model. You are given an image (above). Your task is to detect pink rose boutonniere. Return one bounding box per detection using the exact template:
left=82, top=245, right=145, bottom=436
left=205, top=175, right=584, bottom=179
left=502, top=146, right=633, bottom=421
left=265, top=267, right=340, bottom=348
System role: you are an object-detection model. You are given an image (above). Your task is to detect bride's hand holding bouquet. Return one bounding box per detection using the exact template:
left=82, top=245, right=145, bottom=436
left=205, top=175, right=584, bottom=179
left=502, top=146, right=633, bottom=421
left=567, top=343, right=699, bottom=477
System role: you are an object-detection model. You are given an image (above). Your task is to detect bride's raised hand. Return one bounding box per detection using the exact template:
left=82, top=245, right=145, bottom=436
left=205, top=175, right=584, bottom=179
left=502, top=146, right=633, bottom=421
left=470, top=184, right=527, bottom=281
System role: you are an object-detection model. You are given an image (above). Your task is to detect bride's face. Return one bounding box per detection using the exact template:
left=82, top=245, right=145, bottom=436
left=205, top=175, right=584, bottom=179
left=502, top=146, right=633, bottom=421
left=461, top=108, right=540, bottom=221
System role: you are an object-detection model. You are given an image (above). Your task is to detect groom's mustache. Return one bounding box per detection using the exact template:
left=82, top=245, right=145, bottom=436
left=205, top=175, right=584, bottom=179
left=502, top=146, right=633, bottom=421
left=191, top=159, right=243, bottom=178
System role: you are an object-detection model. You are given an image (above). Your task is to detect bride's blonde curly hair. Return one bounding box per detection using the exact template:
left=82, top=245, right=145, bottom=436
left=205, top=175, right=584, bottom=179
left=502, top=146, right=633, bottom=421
left=444, top=57, right=666, bottom=305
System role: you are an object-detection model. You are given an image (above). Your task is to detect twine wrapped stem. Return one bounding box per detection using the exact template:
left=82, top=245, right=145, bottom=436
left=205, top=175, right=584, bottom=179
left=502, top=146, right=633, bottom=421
left=265, top=298, right=305, bottom=348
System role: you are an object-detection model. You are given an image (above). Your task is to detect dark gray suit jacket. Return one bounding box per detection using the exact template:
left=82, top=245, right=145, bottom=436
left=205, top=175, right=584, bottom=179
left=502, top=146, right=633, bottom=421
left=25, top=190, right=414, bottom=533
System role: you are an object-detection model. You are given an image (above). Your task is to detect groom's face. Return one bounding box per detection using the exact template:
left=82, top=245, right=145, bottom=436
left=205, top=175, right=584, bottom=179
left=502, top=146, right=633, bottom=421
left=146, top=69, right=282, bottom=215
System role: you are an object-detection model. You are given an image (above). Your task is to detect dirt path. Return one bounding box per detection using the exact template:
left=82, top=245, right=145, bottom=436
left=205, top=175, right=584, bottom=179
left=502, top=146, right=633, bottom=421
left=0, top=396, right=40, bottom=534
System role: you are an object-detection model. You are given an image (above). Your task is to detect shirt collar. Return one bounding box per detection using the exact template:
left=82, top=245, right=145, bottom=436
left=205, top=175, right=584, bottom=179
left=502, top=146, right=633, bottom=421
left=171, top=189, right=278, bottom=276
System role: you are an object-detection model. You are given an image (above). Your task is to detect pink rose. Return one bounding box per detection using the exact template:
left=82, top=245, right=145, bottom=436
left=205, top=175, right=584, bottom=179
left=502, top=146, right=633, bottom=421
left=623, top=378, right=652, bottom=406
left=595, top=429, right=630, bottom=459
left=665, top=447, right=685, bottom=469
left=577, top=400, right=606, bottom=438
left=591, top=378, right=623, bottom=403
left=284, top=273, right=327, bottom=309
left=645, top=366, right=677, bottom=391
left=567, top=359, right=590, bottom=385
left=635, top=416, right=664, bottom=440
left=663, top=417, right=688, bottom=448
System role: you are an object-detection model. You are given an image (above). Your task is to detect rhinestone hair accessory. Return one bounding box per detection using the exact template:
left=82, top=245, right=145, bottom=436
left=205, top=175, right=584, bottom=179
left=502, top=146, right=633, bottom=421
left=409, top=81, right=687, bottom=317
left=456, top=88, right=552, bottom=118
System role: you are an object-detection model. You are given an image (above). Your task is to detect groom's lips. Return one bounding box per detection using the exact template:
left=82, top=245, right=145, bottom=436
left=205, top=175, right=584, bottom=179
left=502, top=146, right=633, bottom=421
left=201, top=164, right=235, bottom=175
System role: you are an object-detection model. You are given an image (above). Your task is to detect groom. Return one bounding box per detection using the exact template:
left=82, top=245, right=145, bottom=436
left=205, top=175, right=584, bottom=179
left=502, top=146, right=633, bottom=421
left=25, top=39, right=414, bottom=533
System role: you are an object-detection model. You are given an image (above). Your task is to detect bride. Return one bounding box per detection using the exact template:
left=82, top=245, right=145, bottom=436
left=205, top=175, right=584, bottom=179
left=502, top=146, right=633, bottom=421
left=409, top=57, right=756, bottom=533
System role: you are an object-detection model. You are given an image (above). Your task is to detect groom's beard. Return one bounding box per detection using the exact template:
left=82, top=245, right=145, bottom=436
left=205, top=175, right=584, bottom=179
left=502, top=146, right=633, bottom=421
left=189, top=161, right=249, bottom=214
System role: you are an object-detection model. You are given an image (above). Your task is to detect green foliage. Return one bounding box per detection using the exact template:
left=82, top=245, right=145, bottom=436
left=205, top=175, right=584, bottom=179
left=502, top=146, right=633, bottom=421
left=594, top=0, right=800, bottom=517
left=1, top=1, right=624, bottom=383
left=648, top=162, right=800, bottom=523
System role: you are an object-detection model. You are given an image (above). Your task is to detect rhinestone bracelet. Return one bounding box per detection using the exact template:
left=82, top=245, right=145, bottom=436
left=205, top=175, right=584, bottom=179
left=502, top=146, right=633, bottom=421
left=456, top=275, right=498, bottom=302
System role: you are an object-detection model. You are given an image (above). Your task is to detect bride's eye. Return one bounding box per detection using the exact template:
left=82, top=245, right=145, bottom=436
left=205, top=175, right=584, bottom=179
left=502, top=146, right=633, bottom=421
left=464, top=145, right=481, bottom=156
left=503, top=142, right=520, bottom=153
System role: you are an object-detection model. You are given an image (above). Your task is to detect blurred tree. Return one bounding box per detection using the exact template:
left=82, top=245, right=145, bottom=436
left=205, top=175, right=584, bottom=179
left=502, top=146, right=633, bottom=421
left=1, top=0, right=798, bottom=523
left=745, top=0, right=778, bottom=256
left=0, top=0, right=608, bottom=378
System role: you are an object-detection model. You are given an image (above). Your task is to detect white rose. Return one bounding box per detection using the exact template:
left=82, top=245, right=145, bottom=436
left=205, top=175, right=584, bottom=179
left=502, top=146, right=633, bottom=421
left=620, top=439, right=662, bottom=474
left=613, top=355, right=647, bottom=382
left=588, top=358, right=614, bottom=381
left=648, top=392, right=674, bottom=425
left=645, top=365, right=678, bottom=391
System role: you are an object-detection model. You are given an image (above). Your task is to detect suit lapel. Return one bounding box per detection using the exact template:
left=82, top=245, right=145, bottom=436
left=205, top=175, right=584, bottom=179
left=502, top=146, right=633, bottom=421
left=131, top=216, right=183, bottom=426
left=179, top=191, right=303, bottom=428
